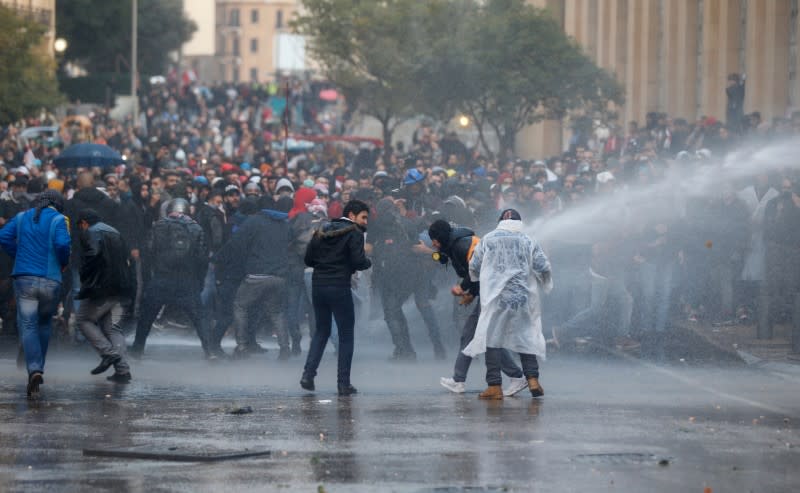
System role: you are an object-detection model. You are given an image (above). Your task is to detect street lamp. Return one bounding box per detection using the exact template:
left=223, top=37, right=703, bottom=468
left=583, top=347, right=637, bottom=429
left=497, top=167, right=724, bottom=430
left=54, top=38, right=68, bottom=54
left=458, top=115, right=470, bottom=128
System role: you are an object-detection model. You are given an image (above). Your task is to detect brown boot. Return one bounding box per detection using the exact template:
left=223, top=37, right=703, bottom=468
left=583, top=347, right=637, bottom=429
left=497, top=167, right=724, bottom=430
left=527, top=377, right=544, bottom=397
left=478, top=385, right=503, bottom=400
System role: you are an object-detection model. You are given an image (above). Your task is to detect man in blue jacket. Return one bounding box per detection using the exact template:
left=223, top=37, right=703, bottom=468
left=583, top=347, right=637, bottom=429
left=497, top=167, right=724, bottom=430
left=0, top=190, right=71, bottom=398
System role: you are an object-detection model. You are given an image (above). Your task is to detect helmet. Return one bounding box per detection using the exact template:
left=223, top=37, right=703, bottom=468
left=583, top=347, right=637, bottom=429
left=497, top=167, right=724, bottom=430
left=166, top=198, right=191, bottom=215
left=403, top=169, right=425, bottom=186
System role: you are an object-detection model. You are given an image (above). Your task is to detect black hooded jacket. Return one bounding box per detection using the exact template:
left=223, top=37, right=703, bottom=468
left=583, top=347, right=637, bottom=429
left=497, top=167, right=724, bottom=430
left=442, top=226, right=480, bottom=296
left=305, top=218, right=371, bottom=287
left=77, top=222, right=134, bottom=300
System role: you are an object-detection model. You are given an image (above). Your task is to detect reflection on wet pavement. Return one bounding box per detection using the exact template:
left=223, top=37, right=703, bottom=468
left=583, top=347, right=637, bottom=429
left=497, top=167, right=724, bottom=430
left=0, top=344, right=798, bottom=492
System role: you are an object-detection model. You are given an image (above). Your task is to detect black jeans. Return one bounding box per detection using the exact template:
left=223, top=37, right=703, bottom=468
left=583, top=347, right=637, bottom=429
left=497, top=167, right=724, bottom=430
left=453, top=303, right=522, bottom=382
left=303, top=285, right=355, bottom=386
left=132, top=278, right=208, bottom=353
left=485, top=348, right=538, bottom=386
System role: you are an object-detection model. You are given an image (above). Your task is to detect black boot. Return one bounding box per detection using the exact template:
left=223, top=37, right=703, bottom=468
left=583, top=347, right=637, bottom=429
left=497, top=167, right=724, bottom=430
left=337, top=384, right=358, bottom=396
left=300, top=373, right=315, bottom=391
left=26, top=372, right=43, bottom=398
left=107, top=372, right=132, bottom=384
left=278, top=346, right=290, bottom=361
left=91, top=355, right=122, bottom=375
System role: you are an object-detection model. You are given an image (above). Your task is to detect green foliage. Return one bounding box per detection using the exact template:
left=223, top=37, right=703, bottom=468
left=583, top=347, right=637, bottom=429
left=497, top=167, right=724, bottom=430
left=0, top=6, right=63, bottom=125
left=461, top=0, right=623, bottom=153
left=56, top=0, right=196, bottom=75
left=295, top=0, right=623, bottom=155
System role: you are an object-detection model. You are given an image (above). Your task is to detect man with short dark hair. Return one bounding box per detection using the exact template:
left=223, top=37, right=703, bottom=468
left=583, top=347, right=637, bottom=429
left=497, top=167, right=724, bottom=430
left=301, top=200, right=372, bottom=396
left=0, top=190, right=71, bottom=397
left=75, top=209, right=134, bottom=383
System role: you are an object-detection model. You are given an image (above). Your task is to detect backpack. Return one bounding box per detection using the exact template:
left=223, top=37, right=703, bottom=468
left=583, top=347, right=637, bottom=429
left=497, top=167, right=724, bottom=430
left=157, top=218, right=195, bottom=269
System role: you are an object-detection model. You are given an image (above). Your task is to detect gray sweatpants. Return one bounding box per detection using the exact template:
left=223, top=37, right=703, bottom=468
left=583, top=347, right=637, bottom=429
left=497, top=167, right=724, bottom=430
left=77, top=296, right=130, bottom=374
left=232, top=275, right=288, bottom=349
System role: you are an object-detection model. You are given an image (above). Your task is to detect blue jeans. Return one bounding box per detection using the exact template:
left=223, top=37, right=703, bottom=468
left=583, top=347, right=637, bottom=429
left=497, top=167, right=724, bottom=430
left=453, top=303, right=522, bottom=382
left=303, top=285, right=354, bottom=385
left=304, top=270, right=338, bottom=348
left=14, top=276, right=61, bottom=375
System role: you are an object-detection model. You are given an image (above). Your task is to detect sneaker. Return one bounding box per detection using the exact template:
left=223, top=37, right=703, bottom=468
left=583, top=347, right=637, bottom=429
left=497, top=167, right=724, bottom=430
left=26, top=372, right=43, bottom=398
left=107, top=373, right=132, bottom=384
left=338, top=384, right=358, bottom=396
left=503, top=376, right=528, bottom=397
left=440, top=377, right=466, bottom=394
left=91, top=355, right=121, bottom=375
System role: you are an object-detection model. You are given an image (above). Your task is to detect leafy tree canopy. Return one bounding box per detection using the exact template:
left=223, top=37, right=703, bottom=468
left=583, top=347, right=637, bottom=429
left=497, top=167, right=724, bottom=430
left=295, top=0, right=623, bottom=155
left=0, top=6, right=63, bottom=125
left=56, top=0, right=196, bottom=75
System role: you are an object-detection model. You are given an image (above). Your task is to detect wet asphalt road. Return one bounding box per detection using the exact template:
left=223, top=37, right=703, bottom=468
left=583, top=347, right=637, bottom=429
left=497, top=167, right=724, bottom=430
left=0, top=339, right=798, bottom=493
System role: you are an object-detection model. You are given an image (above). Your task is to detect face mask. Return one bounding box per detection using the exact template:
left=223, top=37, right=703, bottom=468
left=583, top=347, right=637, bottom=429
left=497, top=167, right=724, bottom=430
left=12, top=191, right=25, bottom=200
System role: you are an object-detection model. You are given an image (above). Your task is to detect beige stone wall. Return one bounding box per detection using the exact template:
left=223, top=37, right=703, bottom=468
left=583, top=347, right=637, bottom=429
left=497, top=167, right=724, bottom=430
left=516, top=0, right=799, bottom=160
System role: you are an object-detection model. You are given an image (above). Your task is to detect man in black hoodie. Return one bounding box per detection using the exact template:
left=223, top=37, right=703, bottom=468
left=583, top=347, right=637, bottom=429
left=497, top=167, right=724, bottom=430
left=66, top=172, right=121, bottom=327
left=428, top=219, right=527, bottom=396
left=75, top=209, right=135, bottom=383
left=301, top=200, right=371, bottom=396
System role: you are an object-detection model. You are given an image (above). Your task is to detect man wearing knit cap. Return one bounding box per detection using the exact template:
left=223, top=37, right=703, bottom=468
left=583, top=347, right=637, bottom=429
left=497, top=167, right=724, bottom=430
left=0, top=190, right=71, bottom=398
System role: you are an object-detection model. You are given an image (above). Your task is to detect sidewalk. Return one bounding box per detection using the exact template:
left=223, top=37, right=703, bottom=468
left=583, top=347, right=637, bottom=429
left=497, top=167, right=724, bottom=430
left=682, top=320, right=800, bottom=378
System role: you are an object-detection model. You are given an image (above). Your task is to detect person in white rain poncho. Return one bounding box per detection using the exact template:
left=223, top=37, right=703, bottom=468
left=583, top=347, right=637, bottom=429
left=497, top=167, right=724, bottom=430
left=464, top=209, right=553, bottom=400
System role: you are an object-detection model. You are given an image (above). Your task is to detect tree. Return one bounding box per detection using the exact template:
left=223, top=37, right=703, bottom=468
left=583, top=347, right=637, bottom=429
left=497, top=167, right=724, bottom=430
left=294, top=0, right=470, bottom=160
left=56, top=0, right=196, bottom=75
left=460, top=0, right=623, bottom=155
left=0, top=6, right=63, bottom=125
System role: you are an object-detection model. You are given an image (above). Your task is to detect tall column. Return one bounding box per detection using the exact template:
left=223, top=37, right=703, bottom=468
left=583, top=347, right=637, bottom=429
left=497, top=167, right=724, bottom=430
left=624, top=0, right=659, bottom=125
left=662, top=0, right=699, bottom=120
left=518, top=0, right=566, bottom=158
left=794, top=3, right=800, bottom=111
left=699, top=0, right=742, bottom=121
left=744, top=0, right=791, bottom=122
left=564, top=0, right=597, bottom=60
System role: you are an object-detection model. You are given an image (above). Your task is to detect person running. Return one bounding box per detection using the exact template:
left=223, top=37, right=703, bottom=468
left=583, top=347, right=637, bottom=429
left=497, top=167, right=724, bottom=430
left=0, top=190, right=71, bottom=398
left=75, top=209, right=135, bottom=383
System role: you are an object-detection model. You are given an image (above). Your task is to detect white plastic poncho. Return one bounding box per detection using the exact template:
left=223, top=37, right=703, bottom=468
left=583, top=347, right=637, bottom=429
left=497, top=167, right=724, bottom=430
left=463, top=220, right=552, bottom=359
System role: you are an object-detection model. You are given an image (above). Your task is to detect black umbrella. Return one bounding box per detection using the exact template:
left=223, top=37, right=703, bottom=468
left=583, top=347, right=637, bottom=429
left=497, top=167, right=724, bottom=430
left=53, top=143, right=125, bottom=169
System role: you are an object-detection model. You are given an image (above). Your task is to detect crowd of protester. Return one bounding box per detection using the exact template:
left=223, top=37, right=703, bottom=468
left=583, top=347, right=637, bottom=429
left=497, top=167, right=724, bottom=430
left=1, top=73, right=799, bottom=372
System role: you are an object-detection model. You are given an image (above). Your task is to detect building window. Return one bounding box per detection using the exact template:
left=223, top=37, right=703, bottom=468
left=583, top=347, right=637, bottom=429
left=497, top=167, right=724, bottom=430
left=276, top=10, right=283, bottom=29
left=250, top=68, right=259, bottom=82
left=232, top=38, right=240, bottom=56
left=251, top=9, right=259, bottom=24
left=250, top=38, right=258, bottom=53
left=229, top=8, right=240, bottom=27
left=233, top=67, right=240, bottom=83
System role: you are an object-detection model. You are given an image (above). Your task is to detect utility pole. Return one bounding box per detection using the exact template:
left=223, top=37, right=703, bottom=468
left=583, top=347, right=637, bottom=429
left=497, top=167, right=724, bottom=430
left=131, top=0, right=138, bottom=126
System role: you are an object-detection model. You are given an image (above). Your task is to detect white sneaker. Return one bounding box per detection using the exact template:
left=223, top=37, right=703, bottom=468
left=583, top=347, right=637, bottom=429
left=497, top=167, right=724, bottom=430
left=503, top=376, right=528, bottom=397
left=440, top=377, right=466, bottom=393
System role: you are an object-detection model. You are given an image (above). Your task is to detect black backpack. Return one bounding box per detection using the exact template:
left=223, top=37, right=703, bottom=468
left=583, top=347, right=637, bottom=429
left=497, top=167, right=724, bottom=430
left=157, top=218, right=195, bottom=269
